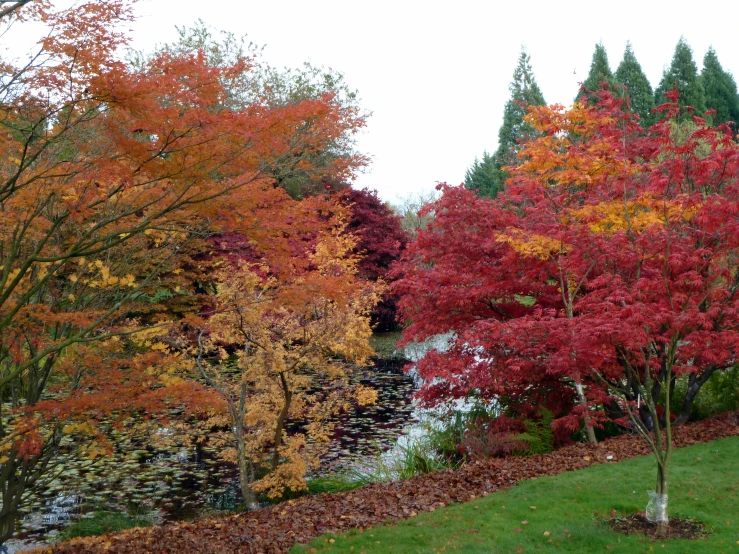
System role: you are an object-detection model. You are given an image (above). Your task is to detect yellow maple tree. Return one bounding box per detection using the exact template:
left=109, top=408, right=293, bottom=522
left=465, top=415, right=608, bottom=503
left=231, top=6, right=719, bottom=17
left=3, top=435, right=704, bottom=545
left=191, top=225, right=382, bottom=506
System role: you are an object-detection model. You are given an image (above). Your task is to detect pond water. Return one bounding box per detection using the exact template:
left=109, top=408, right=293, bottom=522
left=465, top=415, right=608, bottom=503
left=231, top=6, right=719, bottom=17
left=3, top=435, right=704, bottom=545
left=6, top=357, right=419, bottom=550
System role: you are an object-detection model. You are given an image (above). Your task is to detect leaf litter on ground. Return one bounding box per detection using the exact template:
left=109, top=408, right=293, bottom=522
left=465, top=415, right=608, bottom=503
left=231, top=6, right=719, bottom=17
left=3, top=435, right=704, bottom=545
left=36, top=411, right=738, bottom=554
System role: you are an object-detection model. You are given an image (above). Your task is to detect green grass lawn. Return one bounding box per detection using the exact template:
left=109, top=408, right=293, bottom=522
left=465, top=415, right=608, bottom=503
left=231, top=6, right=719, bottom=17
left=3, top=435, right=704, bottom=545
left=292, top=437, right=739, bottom=554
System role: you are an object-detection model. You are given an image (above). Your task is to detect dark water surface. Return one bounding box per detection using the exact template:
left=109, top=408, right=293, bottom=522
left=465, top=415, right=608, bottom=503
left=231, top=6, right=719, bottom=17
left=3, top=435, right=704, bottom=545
left=10, top=358, right=416, bottom=547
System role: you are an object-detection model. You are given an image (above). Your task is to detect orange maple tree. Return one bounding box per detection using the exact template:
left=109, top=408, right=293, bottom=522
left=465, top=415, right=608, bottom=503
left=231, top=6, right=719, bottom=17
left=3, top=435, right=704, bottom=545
left=0, top=0, right=366, bottom=543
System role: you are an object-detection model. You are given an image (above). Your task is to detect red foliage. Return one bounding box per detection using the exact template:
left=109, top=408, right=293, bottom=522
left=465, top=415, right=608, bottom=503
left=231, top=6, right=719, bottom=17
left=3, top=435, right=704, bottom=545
left=392, top=91, right=739, bottom=436
left=462, top=415, right=530, bottom=459
left=338, top=188, right=407, bottom=281
left=338, top=187, right=408, bottom=330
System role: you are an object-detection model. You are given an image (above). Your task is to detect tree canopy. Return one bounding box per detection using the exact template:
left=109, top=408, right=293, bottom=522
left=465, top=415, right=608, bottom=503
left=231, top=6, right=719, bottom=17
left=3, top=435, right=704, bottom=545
left=577, top=43, right=615, bottom=103
left=0, top=0, right=372, bottom=542
left=464, top=151, right=500, bottom=198
left=466, top=48, right=545, bottom=199
left=615, top=42, right=655, bottom=125
left=654, top=38, right=706, bottom=114
left=394, top=90, right=739, bottom=531
left=701, top=47, right=739, bottom=128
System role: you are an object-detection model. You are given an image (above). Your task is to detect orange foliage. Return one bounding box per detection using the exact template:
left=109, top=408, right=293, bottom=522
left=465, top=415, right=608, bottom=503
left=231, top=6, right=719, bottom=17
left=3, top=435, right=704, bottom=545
left=185, top=215, right=382, bottom=503
left=0, top=0, right=368, bottom=541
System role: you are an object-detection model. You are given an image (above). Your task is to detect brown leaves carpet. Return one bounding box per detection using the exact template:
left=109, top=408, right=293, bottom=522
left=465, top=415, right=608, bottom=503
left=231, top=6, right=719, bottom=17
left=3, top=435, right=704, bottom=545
left=35, top=412, right=738, bottom=554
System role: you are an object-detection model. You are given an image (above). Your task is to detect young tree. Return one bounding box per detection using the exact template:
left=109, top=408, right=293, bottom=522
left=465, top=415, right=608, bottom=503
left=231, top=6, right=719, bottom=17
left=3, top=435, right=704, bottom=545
left=701, top=47, right=739, bottom=128
left=655, top=38, right=706, bottom=114
left=394, top=90, right=739, bottom=534
left=188, top=215, right=381, bottom=506
left=615, top=41, right=655, bottom=126
left=576, top=43, right=615, bottom=103
left=464, top=151, right=500, bottom=198
left=0, top=1, right=366, bottom=543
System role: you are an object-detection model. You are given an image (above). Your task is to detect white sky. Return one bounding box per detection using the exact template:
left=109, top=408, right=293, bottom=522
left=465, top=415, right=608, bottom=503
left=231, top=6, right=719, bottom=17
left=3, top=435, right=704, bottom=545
left=8, top=1, right=739, bottom=204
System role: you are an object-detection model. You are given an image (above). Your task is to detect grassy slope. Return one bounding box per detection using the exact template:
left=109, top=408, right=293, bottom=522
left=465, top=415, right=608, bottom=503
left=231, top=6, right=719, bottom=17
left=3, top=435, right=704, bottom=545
left=293, top=437, right=739, bottom=554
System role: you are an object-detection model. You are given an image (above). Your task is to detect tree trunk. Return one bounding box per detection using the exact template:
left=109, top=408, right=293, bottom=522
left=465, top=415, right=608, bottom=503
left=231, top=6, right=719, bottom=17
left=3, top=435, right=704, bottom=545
left=272, top=373, right=293, bottom=471
left=673, top=367, right=719, bottom=426
left=575, top=382, right=598, bottom=444
left=236, top=439, right=259, bottom=510
left=0, top=462, right=24, bottom=546
left=655, top=463, right=669, bottom=537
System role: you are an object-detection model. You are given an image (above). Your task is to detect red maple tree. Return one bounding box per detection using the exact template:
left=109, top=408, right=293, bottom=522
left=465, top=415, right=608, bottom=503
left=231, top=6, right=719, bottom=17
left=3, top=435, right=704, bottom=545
left=338, top=187, right=408, bottom=330
left=393, top=90, right=739, bottom=531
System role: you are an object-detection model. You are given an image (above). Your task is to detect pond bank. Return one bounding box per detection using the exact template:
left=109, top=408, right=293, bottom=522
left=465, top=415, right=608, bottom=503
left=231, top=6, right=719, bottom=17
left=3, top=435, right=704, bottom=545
left=7, top=345, right=418, bottom=550
left=38, top=412, right=739, bottom=554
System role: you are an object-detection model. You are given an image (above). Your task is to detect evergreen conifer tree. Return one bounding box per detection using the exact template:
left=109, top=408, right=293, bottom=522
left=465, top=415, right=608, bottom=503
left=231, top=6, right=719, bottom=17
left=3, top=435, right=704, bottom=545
left=465, top=48, right=545, bottom=198
left=464, top=151, right=500, bottom=198
left=494, top=48, right=546, bottom=169
left=465, top=47, right=546, bottom=198
left=576, top=43, right=615, bottom=103
left=701, top=47, right=739, bottom=128
left=654, top=38, right=706, bottom=115
left=615, top=42, right=655, bottom=126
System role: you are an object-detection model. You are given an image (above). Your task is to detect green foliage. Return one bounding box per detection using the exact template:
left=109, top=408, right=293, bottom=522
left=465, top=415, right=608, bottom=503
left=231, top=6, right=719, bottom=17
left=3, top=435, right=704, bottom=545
left=497, top=47, right=547, bottom=165
left=58, top=510, right=153, bottom=541
left=415, top=404, right=553, bottom=465
left=464, top=151, right=501, bottom=198
left=424, top=403, right=501, bottom=465
left=655, top=37, right=706, bottom=115
left=368, top=332, right=404, bottom=360
left=330, top=440, right=457, bottom=487
left=306, top=475, right=366, bottom=495
left=389, top=440, right=456, bottom=478
left=467, top=48, right=546, bottom=199
left=140, top=288, right=174, bottom=303
left=294, top=437, right=739, bottom=554
left=615, top=42, right=655, bottom=126
left=577, top=43, right=615, bottom=103
left=701, top=47, right=739, bottom=128
left=519, top=409, right=555, bottom=455
left=673, top=366, right=739, bottom=420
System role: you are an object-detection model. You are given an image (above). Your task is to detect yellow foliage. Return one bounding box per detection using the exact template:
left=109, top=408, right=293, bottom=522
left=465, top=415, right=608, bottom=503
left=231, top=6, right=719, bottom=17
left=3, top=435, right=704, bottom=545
left=567, top=196, right=697, bottom=235
left=62, top=421, right=96, bottom=435
left=496, top=229, right=569, bottom=260
left=516, top=103, right=638, bottom=188
left=355, top=385, right=378, bottom=406
left=191, top=242, right=382, bottom=499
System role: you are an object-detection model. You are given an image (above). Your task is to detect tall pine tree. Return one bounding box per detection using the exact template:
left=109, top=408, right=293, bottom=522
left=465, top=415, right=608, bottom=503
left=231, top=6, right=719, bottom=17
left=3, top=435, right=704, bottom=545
left=701, top=47, right=739, bottom=128
left=576, top=43, right=615, bottom=103
left=465, top=47, right=546, bottom=198
left=495, top=47, right=546, bottom=169
left=654, top=38, right=706, bottom=115
left=615, top=42, right=655, bottom=126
